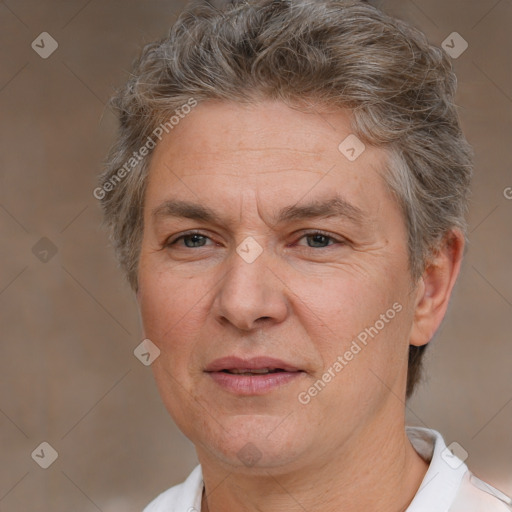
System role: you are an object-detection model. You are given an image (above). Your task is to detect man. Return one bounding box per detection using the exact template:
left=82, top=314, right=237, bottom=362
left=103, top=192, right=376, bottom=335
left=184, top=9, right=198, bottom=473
left=97, top=0, right=512, bottom=510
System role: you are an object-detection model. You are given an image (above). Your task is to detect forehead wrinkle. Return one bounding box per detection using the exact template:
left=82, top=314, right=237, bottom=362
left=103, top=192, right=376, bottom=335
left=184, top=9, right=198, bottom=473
left=216, top=147, right=325, bottom=155
left=275, top=196, right=365, bottom=226
left=150, top=193, right=366, bottom=231
left=169, top=144, right=326, bottom=160
left=164, top=167, right=327, bottom=177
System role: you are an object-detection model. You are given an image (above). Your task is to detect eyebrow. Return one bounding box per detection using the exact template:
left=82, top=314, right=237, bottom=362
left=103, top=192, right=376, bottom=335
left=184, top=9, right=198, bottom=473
left=151, top=196, right=365, bottom=227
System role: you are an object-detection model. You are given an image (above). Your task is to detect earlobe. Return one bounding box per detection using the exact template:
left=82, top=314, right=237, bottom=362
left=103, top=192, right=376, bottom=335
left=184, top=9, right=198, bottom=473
left=409, top=230, right=465, bottom=347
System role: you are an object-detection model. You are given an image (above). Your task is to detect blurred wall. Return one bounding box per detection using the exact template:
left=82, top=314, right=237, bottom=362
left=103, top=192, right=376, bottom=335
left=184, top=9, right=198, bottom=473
left=0, top=0, right=510, bottom=510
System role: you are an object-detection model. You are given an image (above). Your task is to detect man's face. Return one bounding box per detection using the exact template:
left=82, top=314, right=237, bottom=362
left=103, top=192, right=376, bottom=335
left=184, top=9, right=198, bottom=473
left=137, top=100, right=418, bottom=472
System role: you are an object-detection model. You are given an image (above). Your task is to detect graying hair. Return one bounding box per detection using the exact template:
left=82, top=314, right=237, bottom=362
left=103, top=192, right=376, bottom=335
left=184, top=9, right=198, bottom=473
left=98, top=0, right=473, bottom=397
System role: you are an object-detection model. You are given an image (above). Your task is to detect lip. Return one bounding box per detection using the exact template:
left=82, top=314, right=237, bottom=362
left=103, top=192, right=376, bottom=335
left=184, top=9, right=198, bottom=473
left=204, top=356, right=304, bottom=395
left=205, top=356, right=301, bottom=373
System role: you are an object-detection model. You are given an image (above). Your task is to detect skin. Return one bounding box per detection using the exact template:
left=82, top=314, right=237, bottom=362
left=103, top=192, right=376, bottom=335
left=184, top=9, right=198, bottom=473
left=137, top=99, right=464, bottom=512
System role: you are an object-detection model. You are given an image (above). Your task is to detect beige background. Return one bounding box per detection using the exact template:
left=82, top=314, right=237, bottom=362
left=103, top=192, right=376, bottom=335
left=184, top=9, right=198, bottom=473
left=0, top=0, right=511, bottom=510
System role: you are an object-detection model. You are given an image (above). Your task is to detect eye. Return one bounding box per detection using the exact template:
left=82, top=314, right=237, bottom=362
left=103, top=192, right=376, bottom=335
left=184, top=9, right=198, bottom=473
left=165, top=230, right=345, bottom=251
left=166, top=231, right=212, bottom=248
left=296, top=231, right=344, bottom=248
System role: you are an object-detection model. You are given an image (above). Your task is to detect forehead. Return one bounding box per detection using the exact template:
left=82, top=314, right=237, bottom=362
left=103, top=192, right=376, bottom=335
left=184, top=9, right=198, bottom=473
left=145, top=100, right=393, bottom=221
left=151, top=100, right=370, bottom=166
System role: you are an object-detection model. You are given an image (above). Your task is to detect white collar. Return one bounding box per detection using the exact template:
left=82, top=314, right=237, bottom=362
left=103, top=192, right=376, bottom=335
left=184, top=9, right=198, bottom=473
left=405, top=426, right=468, bottom=511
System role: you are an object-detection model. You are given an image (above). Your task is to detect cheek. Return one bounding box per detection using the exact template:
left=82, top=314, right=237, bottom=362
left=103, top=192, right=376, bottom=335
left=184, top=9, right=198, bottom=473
left=295, top=266, right=410, bottom=380
left=296, top=268, right=397, bottom=331
left=137, top=268, right=204, bottom=348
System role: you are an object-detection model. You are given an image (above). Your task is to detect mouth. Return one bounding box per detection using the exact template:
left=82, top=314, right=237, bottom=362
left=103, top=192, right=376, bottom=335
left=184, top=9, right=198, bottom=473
left=205, top=356, right=302, bottom=373
left=220, top=368, right=292, bottom=376
left=205, top=356, right=304, bottom=395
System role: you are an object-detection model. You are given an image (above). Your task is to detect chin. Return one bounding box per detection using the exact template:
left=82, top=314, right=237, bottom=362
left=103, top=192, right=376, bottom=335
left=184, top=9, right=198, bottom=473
left=193, top=413, right=310, bottom=472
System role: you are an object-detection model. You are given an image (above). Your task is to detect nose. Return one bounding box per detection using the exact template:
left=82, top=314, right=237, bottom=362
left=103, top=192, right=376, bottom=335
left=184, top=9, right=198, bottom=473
left=212, top=245, right=289, bottom=331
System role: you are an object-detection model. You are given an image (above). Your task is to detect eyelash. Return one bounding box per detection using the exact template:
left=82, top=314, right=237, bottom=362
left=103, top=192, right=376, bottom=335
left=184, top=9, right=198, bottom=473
left=165, top=230, right=346, bottom=249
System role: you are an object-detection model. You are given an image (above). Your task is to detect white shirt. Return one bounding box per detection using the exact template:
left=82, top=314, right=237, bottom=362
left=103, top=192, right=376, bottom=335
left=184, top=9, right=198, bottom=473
left=143, top=427, right=512, bottom=512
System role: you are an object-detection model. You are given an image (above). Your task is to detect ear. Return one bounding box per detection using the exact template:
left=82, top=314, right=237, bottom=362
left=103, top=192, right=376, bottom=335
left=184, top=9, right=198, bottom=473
left=409, top=229, right=465, bottom=347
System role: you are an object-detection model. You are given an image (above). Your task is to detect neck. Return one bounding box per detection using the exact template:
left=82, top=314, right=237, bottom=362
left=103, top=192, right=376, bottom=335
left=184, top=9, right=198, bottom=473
left=200, top=419, right=429, bottom=512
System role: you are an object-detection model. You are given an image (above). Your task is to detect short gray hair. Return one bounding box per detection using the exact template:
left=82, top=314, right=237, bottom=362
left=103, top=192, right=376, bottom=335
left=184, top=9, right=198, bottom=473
left=98, top=0, right=473, bottom=397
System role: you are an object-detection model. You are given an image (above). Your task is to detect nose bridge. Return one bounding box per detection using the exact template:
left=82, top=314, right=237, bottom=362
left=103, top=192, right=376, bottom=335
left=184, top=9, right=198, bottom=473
left=214, top=238, right=288, bottom=330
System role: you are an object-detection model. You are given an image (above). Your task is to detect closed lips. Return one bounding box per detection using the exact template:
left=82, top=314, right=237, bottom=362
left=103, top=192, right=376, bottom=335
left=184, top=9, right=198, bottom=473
left=205, top=356, right=305, bottom=395
left=221, top=368, right=290, bottom=375
left=205, top=356, right=303, bottom=374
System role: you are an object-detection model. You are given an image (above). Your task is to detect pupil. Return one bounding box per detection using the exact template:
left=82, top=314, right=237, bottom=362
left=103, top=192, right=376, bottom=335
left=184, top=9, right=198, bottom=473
left=185, top=234, right=205, bottom=248
left=309, top=234, right=328, bottom=247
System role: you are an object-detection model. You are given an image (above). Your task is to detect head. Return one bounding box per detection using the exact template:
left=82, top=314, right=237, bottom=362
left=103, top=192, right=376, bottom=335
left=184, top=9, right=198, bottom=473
left=98, top=0, right=472, bottom=471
